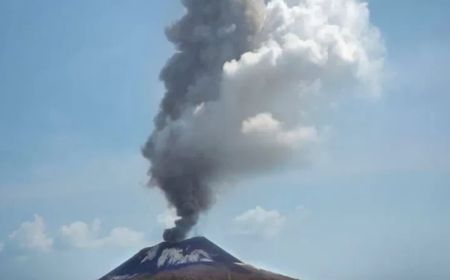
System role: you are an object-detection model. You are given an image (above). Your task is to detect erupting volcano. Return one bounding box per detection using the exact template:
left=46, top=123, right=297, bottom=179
left=110, top=0, right=385, bottom=278
left=98, top=0, right=384, bottom=278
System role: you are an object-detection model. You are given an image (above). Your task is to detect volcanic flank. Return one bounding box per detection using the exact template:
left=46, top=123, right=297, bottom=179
left=99, top=237, right=297, bottom=280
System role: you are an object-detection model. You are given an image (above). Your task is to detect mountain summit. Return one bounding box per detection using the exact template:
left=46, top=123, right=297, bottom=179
left=99, top=236, right=297, bottom=280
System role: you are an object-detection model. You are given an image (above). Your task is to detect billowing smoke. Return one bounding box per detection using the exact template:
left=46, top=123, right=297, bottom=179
left=143, top=0, right=384, bottom=242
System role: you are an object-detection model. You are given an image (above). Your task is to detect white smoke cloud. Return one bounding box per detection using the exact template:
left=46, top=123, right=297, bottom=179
left=232, top=206, right=286, bottom=238
left=60, top=220, right=146, bottom=249
left=9, top=215, right=53, bottom=252
left=182, top=0, right=383, bottom=174
left=145, top=0, right=384, bottom=241
left=157, top=208, right=178, bottom=229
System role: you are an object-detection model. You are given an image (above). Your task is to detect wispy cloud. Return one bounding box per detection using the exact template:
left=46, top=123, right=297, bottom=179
left=60, top=219, right=147, bottom=249
left=9, top=215, right=53, bottom=252
left=232, top=206, right=286, bottom=238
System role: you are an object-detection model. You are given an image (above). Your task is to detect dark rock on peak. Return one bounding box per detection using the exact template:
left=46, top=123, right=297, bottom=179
left=99, top=236, right=298, bottom=280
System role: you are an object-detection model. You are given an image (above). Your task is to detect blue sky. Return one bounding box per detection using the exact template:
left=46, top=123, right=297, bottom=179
left=0, top=1, right=449, bottom=279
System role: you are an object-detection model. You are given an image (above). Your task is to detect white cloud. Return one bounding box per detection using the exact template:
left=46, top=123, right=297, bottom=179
left=241, top=113, right=282, bottom=134
left=242, top=113, right=318, bottom=147
left=60, top=219, right=146, bottom=249
left=105, top=227, right=146, bottom=248
left=60, top=220, right=101, bottom=248
left=232, top=206, right=286, bottom=238
left=157, top=208, right=178, bottom=228
left=9, top=215, right=53, bottom=252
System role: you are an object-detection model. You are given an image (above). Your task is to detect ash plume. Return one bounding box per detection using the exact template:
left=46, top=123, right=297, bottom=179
left=143, top=0, right=384, bottom=242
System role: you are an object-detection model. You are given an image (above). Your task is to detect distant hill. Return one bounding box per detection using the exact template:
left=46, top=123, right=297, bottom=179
left=99, top=236, right=298, bottom=280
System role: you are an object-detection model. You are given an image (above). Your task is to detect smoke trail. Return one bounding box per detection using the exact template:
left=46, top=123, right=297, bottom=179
left=143, top=0, right=384, bottom=242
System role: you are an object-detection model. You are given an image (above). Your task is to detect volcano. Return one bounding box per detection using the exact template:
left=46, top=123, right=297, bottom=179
left=99, top=236, right=297, bottom=280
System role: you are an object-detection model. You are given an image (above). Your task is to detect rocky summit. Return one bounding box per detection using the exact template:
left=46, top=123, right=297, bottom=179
left=99, top=236, right=298, bottom=280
